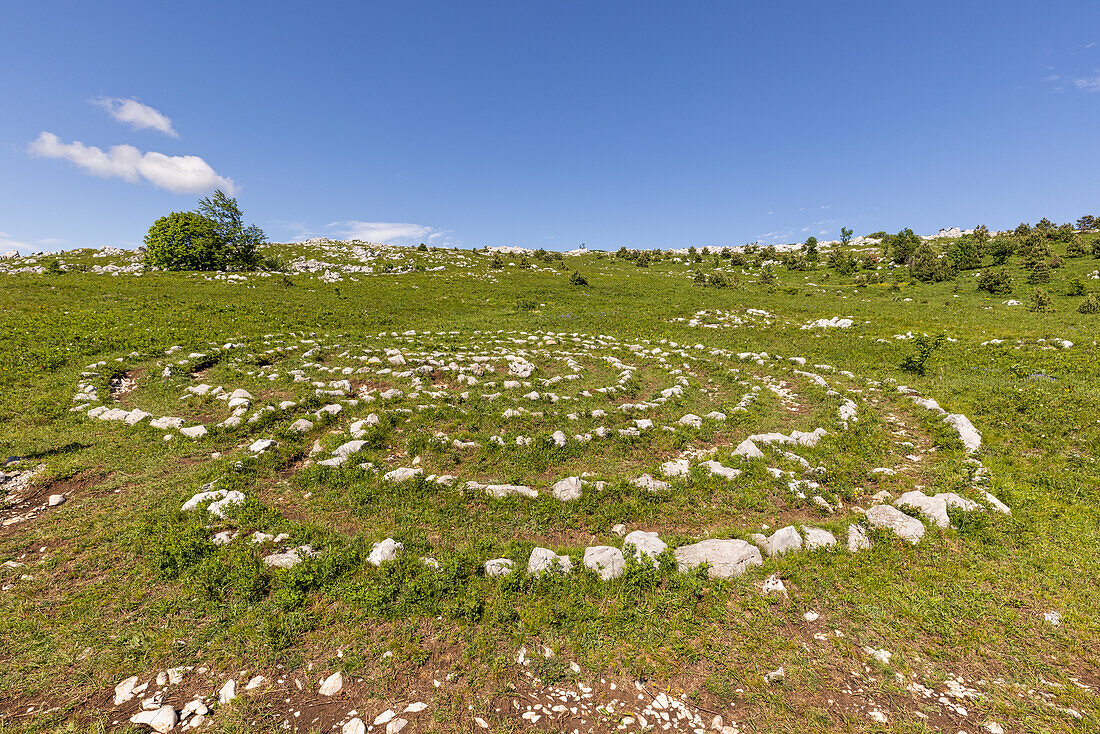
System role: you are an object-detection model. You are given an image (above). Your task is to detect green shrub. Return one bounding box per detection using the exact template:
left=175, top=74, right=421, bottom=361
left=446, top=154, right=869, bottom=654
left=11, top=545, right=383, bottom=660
left=1026, top=261, right=1051, bottom=284
left=900, top=332, right=946, bottom=376
left=977, top=268, right=1012, bottom=294
left=1079, top=292, right=1100, bottom=314
left=1029, top=288, right=1053, bottom=313
left=569, top=271, right=589, bottom=287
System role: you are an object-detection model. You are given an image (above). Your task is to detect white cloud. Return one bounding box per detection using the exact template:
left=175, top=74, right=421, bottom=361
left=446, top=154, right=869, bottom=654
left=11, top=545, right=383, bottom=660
left=0, top=231, right=30, bottom=253
left=92, top=97, right=178, bottom=136
left=29, top=132, right=235, bottom=195
left=326, top=220, right=443, bottom=245
left=1073, top=75, right=1100, bottom=91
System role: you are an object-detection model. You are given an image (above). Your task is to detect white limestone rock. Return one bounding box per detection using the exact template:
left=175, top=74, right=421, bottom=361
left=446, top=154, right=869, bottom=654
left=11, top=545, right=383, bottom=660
left=678, top=413, right=702, bottom=429
left=130, top=705, right=177, bottom=733
left=623, top=530, right=667, bottom=563
left=630, top=474, right=670, bottom=492
left=473, top=482, right=537, bottom=498
left=944, top=413, right=981, bottom=453
left=701, top=460, right=741, bottom=480
left=318, top=671, right=343, bottom=696
left=368, top=538, right=403, bottom=566
left=674, top=539, right=763, bottom=578
left=383, top=467, right=421, bottom=483
left=660, top=459, right=690, bottom=478
left=484, top=558, right=514, bottom=577
left=550, top=476, right=583, bottom=501
left=334, top=440, right=367, bottom=458
left=180, top=425, right=208, bottom=439
left=895, top=490, right=949, bottom=529
left=847, top=524, right=871, bottom=552
left=289, top=418, right=314, bottom=433
left=765, top=525, right=802, bottom=556
left=801, top=526, right=838, bottom=550
left=583, top=546, right=625, bottom=580
left=865, top=504, right=925, bottom=543
left=527, top=547, right=572, bottom=575
left=263, top=545, right=314, bottom=569
left=733, top=438, right=764, bottom=458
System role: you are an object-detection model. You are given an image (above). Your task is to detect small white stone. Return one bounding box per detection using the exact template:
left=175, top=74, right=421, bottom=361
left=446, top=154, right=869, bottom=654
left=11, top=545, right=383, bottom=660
left=319, top=671, right=343, bottom=696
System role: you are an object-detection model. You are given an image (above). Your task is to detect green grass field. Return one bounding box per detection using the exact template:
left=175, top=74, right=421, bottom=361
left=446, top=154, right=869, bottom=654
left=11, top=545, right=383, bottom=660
left=0, top=233, right=1097, bottom=734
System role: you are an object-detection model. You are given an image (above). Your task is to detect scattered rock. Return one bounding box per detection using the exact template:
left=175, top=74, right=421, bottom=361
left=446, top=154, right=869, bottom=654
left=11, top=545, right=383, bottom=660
left=765, top=525, right=802, bottom=556
left=368, top=538, right=403, bottom=566
left=582, top=546, right=625, bottom=580
left=674, top=539, right=763, bottom=578
left=865, top=505, right=925, bottom=543
left=527, top=547, right=572, bottom=575
left=318, top=671, right=343, bottom=696
left=550, top=476, right=583, bottom=501
left=484, top=558, right=514, bottom=577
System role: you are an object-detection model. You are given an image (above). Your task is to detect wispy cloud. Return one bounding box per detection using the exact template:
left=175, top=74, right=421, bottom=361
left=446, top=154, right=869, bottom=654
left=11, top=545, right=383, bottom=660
left=1073, top=74, right=1100, bottom=91
left=0, top=231, right=30, bottom=253
left=326, top=220, right=445, bottom=245
left=91, top=96, right=178, bottom=136
left=29, top=132, right=235, bottom=194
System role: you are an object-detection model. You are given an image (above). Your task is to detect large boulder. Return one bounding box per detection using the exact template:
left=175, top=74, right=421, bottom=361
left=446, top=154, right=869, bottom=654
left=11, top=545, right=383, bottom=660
left=895, top=490, right=949, bottom=528
left=550, top=476, right=583, bottom=501
left=674, top=539, right=763, bottom=578
left=582, top=546, right=625, bottom=580
left=943, top=413, right=981, bottom=453
left=527, top=547, right=572, bottom=575
left=623, top=530, right=667, bottom=563
left=865, top=505, right=925, bottom=543
left=765, top=525, right=802, bottom=556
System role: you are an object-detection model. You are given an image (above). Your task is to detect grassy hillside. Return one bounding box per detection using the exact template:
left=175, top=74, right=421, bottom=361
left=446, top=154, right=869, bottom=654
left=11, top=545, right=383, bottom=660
left=0, top=232, right=1097, bottom=734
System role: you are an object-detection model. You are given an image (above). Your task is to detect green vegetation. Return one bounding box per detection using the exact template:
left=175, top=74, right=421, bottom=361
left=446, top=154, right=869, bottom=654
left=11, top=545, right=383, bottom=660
left=143, top=190, right=266, bottom=271
left=1, top=222, right=1098, bottom=733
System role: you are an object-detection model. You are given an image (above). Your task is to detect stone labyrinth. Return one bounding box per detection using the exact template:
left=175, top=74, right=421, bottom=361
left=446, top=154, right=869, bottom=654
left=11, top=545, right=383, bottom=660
left=64, top=328, right=1010, bottom=585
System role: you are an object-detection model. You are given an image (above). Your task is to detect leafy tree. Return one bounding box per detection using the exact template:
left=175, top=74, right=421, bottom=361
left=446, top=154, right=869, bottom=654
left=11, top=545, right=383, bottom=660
left=144, top=190, right=266, bottom=271
left=840, top=227, right=853, bottom=245
left=988, top=237, right=1015, bottom=265
left=1066, top=237, right=1087, bottom=257
left=1051, top=223, right=1076, bottom=243
left=803, top=236, right=819, bottom=264
left=1013, top=222, right=1032, bottom=238
left=945, top=235, right=981, bottom=271
left=143, top=211, right=222, bottom=271
left=707, top=270, right=731, bottom=288
left=888, top=228, right=921, bottom=265
left=1035, top=217, right=1054, bottom=232
left=196, top=189, right=265, bottom=268
left=1075, top=215, right=1096, bottom=231
left=909, top=243, right=951, bottom=282
left=1018, top=234, right=1051, bottom=270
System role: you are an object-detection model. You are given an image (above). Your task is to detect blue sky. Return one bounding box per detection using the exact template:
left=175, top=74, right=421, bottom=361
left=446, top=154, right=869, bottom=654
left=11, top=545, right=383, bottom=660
left=2, top=1, right=1099, bottom=253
